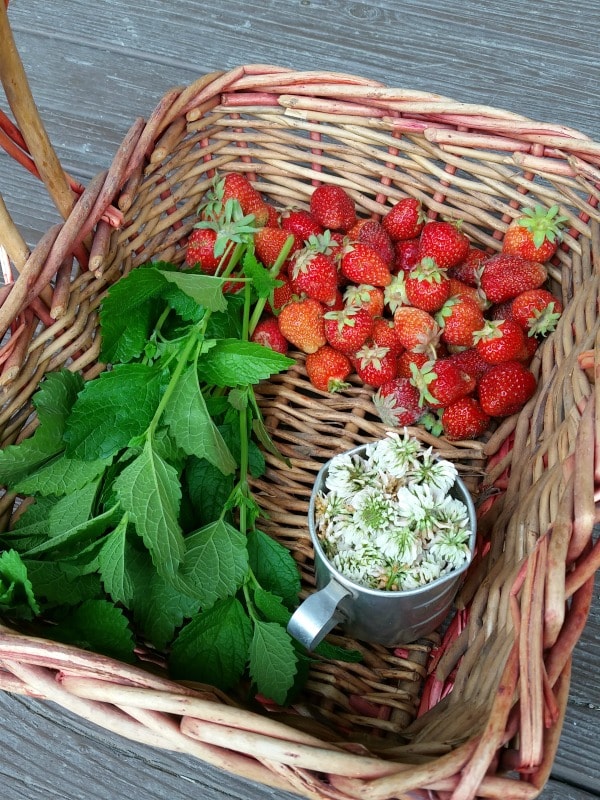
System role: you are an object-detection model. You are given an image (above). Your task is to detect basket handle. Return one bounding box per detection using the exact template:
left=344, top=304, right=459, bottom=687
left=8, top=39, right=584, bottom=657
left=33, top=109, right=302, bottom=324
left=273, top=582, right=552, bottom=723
left=0, top=0, right=76, bottom=220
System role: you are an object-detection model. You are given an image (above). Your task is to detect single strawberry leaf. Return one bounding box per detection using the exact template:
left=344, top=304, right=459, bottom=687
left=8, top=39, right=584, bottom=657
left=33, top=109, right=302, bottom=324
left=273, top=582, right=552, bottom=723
left=197, top=339, right=294, bottom=387
left=247, top=529, right=301, bottom=610
left=253, top=586, right=291, bottom=626
left=249, top=620, right=297, bottom=705
left=114, top=438, right=185, bottom=578
left=163, top=365, right=236, bottom=475
left=175, top=519, right=248, bottom=609
left=64, top=364, right=164, bottom=460
left=48, top=599, right=136, bottom=663
left=47, top=481, right=100, bottom=537
left=169, top=597, right=252, bottom=689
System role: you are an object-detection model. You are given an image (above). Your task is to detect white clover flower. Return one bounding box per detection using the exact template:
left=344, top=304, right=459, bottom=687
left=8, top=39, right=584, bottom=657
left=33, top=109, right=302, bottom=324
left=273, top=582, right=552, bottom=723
left=396, top=483, right=439, bottom=537
left=428, top=526, right=471, bottom=569
left=351, top=487, right=399, bottom=536
left=407, top=447, right=458, bottom=498
left=367, top=430, right=423, bottom=478
left=325, top=453, right=380, bottom=498
left=435, top=494, right=471, bottom=530
left=331, top=543, right=386, bottom=589
left=374, top=524, right=422, bottom=564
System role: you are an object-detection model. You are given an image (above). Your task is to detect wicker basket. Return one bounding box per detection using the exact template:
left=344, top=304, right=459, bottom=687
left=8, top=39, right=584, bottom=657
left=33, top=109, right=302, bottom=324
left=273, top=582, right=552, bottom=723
left=1, top=9, right=599, bottom=799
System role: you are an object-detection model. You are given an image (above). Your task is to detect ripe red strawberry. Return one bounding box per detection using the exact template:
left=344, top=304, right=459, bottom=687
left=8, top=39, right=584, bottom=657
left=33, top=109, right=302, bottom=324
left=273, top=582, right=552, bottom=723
left=353, top=344, right=398, bottom=387
left=251, top=316, right=289, bottom=354
left=479, top=254, right=547, bottom=304
left=324, top=306, right=374, bottom=355
left=185, top=228, right=221, bottom=273
left=340, top=242, right=392, bottom=288
left=221, top=173, right=270, bottom=226
left=277, top=297, right=327, bottom=354
left=305, top=345, right=352, bottom=393
left=267, top=270, right=293, bottom=314
left=417, top=221, right=470, bottom=269
left=436, top=295, right=486, bottom=348
left=373, top=377, right=425, bottom=427
left=343, top=284, right=385, bottom=317
left=410, top=358, right=476, bottom=409
left=348, top=219, right=394, bottom=266
left=446, top=347, right=492, bottom=383
left=393, top=238, right=421, bottom=273
left=448, top=247, right=488, bottom=286
left=254, top=227, right=301, bottom=268
left=478, top=360, right=537, bottom=416
left=441, top=397, right=491, bottom=440
left=447, top=278, right=487, bottom=310
left=290, top=248, right=339, bottom=305
left=516, top=334, right=540, bottom=364
left=474, top=319, right=526, bottom=365
left=310, top=185, right=357, bottom=232
left=371, top=316, right=404, bottom=357
left=383, top=198, right=426, bottom=241
left=397, top=350, right=431, bottom=379
left=510, top=288, right=563, bottom=336
left=502, top=204, right=568, bottom=263
left=393, top=306, right=441, bottom=355
left=281, top=208, right=324, bottom=240
left=405, top=258, right=451, bottom=312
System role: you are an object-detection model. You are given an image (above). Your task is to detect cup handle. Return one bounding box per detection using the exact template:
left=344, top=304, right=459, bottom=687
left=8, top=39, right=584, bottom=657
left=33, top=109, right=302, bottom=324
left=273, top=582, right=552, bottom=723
left=287, top=579, right=352, bottom=651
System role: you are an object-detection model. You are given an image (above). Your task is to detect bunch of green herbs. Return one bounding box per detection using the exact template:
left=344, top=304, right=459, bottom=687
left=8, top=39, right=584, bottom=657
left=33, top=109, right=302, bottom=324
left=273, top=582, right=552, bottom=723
left=0, top=199, right=359, bottom=705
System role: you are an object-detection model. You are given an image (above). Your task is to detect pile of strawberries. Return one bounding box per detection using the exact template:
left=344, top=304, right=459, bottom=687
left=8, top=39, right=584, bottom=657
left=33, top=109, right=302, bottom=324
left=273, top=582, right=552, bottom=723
left=186, top=173, right=566, bottom=441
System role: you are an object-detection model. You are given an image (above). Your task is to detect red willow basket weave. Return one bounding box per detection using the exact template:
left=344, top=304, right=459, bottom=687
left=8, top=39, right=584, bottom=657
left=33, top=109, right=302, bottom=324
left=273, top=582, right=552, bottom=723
left=0, top=9, right=599, bottom=800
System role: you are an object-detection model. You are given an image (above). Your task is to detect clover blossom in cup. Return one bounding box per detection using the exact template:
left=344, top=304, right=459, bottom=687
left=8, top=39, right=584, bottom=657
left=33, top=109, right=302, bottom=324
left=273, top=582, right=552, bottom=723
left=313, top=431, right=473, bottom=591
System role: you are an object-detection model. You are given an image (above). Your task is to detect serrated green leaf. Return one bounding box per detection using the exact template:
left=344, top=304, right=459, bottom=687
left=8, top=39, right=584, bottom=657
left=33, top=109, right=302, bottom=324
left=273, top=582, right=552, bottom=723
left=114, top=439, right=184, bottom=577
left=184, top=457, right=235, bottom=527
left=48, top=481, right=99, bottom=537
left=242, top=249, right=280, bottom=299
left=253, top=587, right=291, bottom=626
left=48, top=599, right=136, bottom=663
left=0, top=370, right=83, bottom=487
left=128, top=545, right=201, bottom=650
left=169, top=597, right=252, bottom=689
left=163, top=366, right=236, bottom=475
left=10, top=497, right=56, bottom=537
left=161, top=271, right=228, bottom=313
left=247, top=529, right=301, bottom=610
left=176, top=519, right=248, bottom=608
left=22, top=502, right=119, bottom=558
left=14, top=453, right=111, bottom=497
left=0, top=549, right=39, bottom=617
left=97, top=513, right=133, bottom=606
left=23, top=560, right=102, bottom=607
left=249, top=620, right=297, bottom=705
left=219, top=419, right=265, bottom=478
left=99, top=266, right=166, bottom=362
left=161, top=281, right=206, bottom=324
left=197, top=339, right=295, bottom=387
left=64, top=364, right=164, bottom=460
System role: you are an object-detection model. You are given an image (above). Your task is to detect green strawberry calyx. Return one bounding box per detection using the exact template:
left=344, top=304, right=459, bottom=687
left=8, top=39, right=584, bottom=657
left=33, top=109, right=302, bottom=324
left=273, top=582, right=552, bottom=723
left=410, top=257, right=447, bottom=283
left=517, top=204, right=569, bottom=248
left=408, top=360, right=438, bottom=407
left=527, top=302, right=562, bottom=337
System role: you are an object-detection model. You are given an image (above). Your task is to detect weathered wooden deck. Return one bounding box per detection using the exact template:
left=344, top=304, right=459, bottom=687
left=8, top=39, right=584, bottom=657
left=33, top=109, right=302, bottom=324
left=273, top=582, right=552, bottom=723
left=0, top=0, right=598, bottom=798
